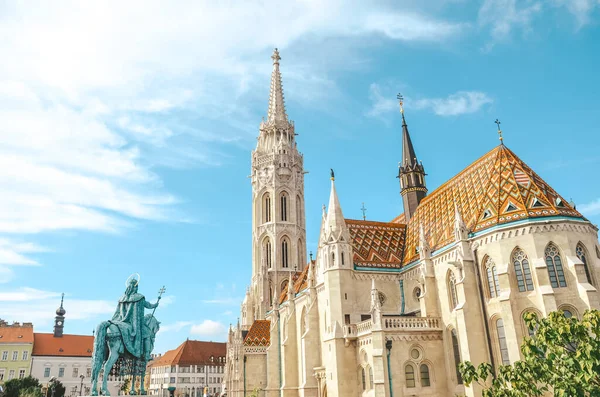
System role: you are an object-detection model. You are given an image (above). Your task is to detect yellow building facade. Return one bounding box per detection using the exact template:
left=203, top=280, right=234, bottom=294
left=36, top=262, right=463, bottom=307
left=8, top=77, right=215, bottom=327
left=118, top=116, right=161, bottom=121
left=0, top=321, right=34, bottom=385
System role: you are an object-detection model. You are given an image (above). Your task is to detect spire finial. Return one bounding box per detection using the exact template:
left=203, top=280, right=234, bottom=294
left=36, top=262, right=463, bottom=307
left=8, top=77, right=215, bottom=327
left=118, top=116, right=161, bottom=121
left=330, top=168, right=335, bottom=181
left=495, top=119, right=504, bottom=144
left=397, top=93, right=407, bottom=125
left=361, top=202, right=367, bottom=221
left=60, top=293, right=64, bottom=307
left=310, top=251, right=313, bottom=261
left=271, top=48, right=281, bottom=64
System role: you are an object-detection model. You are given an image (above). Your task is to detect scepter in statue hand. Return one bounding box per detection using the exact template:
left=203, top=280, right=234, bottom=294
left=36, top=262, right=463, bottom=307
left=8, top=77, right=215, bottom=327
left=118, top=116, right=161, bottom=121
left=151, top=286, right=166, bottom=317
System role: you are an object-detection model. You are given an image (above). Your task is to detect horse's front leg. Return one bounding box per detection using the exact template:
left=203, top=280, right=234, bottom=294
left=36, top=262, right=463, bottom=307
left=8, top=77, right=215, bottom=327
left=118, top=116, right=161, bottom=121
left=129, top=375, right=137, bottom=395
left=139, top=365, right=147, bottom=395
left=101, top=340, right=121, bottom=396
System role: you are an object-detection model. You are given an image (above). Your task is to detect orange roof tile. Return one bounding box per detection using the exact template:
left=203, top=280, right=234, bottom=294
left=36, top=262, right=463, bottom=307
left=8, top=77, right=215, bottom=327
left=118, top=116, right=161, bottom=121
left=391, top=213, right=406, bottom=224
left=278, top=261, right=314, bottom=304
left=401, top=145, right=584, bottom=264
left=150, top=340, right=226, bottom=367
left=243, top=320, right=270, bottom=347
left=345, top=219, right=407, bottom=268
left=0, top=326, right=34, bottom=343
left=32, top=333, right=93, bottom=357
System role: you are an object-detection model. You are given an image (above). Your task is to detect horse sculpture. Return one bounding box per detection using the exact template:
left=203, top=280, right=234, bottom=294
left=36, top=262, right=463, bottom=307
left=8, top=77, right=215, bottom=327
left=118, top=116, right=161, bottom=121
left=90, top=276, right=164, bottom=396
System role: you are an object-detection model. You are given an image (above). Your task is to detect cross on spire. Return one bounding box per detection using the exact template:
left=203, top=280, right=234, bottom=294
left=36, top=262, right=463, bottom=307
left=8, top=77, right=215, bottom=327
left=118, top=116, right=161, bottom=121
left=397, top=93, right=404, bottom=114
left=361, top=202, right=367, bottom=221
left=495, top=119, right=504, bottom=144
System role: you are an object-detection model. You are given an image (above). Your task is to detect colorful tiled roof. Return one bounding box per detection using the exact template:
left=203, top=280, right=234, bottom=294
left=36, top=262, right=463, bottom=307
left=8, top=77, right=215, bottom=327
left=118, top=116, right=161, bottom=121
left=149, top=340, right=226, bottom=367
left=243, top=320, right=270, bottom=347
left=32, top=333, right=93, bottom=357
left=400, top=145, right=583, bottom=264
left=0, top=325, right=34, bottom=343
left=278, top=260, right=314, bottom=304
left=345, top=219, right=406, bottom=268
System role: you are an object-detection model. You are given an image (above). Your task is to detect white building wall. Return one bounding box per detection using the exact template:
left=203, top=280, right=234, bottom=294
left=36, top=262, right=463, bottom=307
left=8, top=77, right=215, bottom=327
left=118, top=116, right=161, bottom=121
left=30, top=356, right=121, bottom=396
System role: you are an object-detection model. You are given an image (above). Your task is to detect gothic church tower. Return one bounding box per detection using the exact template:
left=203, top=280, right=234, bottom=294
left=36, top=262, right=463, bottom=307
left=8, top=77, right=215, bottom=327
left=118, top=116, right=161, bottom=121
left=243, top=49, right=307, bottom=328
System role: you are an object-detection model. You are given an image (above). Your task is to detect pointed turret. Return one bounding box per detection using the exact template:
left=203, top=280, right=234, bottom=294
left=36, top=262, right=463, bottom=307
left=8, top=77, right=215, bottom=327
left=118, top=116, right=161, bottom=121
left=324, top=169, right=348, bottom=241
left=419, top=223, right=431, bottom=260
left=454, top=204, right=469, bottom=241
left=397, top=96, right=427, bottom=222
left=53, top=293, right=65, bottom=338
left=287, top=271, right=295, bottom=300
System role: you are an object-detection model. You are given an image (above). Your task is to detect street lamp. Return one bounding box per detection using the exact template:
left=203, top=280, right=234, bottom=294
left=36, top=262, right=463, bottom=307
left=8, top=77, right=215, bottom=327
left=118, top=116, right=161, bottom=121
left=80, top=374, right=85, bottom=396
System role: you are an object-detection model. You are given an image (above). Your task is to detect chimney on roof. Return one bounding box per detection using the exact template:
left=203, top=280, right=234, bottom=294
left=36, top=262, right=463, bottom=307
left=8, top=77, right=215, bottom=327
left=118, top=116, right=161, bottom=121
left=22, top=322, right=33, bottom=328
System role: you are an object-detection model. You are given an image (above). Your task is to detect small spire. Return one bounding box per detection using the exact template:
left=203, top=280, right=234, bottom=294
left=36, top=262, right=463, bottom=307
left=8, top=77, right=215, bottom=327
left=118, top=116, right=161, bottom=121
left=325, top=171, right=346, bottom=237
left=309, top=251, right=313, bottom=261
left=495, top=119, right=504, bottom=145
left=330, top=168, right=335, bottom=181
left=287, top=271, right=295, bottom=299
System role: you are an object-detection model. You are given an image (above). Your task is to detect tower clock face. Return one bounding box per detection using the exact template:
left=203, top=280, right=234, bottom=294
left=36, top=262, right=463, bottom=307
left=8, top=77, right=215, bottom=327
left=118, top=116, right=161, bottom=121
left=57, top=321, right=63, bottom=326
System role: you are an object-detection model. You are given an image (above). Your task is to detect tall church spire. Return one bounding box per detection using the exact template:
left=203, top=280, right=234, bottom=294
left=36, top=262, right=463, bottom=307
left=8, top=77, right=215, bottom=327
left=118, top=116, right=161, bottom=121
left=54, top=293, right=65, bottom=338
left=266, top=48, right=288, bottom=126
left=257, top=48, right=294, bottom=152
left=397, top=94, right=427, bottom=222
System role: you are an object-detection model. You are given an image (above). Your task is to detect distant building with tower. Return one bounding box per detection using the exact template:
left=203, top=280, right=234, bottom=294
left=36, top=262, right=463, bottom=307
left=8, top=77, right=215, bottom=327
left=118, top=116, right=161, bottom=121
left=224, top=48, right=600, bottom=397
left=29, top=295, right=122, bottom=396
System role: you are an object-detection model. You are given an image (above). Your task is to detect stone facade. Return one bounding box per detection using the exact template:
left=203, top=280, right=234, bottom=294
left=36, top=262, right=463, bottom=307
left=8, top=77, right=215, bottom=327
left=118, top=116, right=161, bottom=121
left=224, top=49, right=600, bottom=397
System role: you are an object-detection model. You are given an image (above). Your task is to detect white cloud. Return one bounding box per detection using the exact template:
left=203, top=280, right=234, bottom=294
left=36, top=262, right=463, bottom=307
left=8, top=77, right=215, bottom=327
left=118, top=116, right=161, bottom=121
left=478, top=0, right=542, bottom=48
left=552, top=0, right=600, bottom=27
left=414, top=91, right=493, bottom=116
left=580, top=198, right=600, bottom=216
left=0, top=288, right=113, bottom=325
left=190, top=320, right=227, bottom=339
left=157, top=321, right=193, bottom=334
left=0, top=1, right=468, bottom=272
left=367, top=84, right=493, bottom=117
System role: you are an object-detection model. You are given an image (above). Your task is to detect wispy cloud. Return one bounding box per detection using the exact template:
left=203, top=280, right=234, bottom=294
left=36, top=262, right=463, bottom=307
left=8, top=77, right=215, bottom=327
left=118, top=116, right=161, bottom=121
left=413, top=91, right=493, bottom=116
left=190, top=320, right=227, bottom=339
left=552, top=0, right=600, bottom=27
left=367, top=83, right=493, bottom=118
left=157, top=321, right=193, bottom=334
left=0, top=288, right=113, bottom=325
left=0, top=1, right=470, bottom=275
left=478, top=0, right=542, bottom=50
left=580, top=198, right=600, bottom=216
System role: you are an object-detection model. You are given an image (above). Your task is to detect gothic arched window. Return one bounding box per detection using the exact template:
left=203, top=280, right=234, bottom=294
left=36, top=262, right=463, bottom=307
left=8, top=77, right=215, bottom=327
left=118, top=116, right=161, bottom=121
left=341, top=251, right=345, bottom=265
left=576, top=243, right=593, bottom=284
left=331, top=252, right=335, bottom=267
left=300, top=307, right=308, bottom=335
left=281, top=238, right=289, bottom=268
left=368, top=366, right=373, bottom=389
left=405, top=364, right=416, bottom=388
left=297, top=239, right=303, bottom=269
left=361, top=367, right=366, bottom=391
left=280, top=192, right=288, bottom=221
left=512, top=248, right=534, bottom=292
left=451, top=329, right=463, bottom=384
left=296, top=195, right=302, bottom=225
left=496, top=318, right=510, bottom=365
left=263, top=238, right=272, bottom=269
left=263, top=193, right=271, bottom=223
left=484, top=256, right=501, bottom=298
left=420, top=364, right=431, bottom=387
left=448, top=272, right=458, bottom=309
left=545, top=243, right=567, bottom=288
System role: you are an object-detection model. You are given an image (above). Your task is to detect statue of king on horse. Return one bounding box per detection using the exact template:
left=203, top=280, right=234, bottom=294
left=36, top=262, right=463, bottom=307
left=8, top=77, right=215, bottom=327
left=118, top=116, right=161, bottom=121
left=91, top=275, right=164, bottom=396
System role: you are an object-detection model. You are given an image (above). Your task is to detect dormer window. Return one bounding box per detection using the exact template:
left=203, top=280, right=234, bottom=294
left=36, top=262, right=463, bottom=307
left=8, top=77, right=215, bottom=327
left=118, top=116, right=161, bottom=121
left=482, top=209, right=492, bottom=219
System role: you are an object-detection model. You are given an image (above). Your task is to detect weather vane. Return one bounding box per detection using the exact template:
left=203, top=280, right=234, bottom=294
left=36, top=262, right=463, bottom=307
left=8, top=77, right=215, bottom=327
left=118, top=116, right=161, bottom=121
left=495, top=119, right=503, bottom=144
left=361, top=202, right=367, bottom=221
left=397, top=93, right=404, bottom=114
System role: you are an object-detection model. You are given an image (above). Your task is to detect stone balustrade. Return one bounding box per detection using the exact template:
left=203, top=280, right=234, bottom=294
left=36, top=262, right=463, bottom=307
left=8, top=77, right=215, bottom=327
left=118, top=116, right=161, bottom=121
left=382, top=316, right=441, bottom=331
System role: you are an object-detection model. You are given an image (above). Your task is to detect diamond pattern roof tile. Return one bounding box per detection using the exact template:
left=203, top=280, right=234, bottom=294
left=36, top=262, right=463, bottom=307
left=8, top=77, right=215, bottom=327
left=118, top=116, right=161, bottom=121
left=243, top=320, right=270, bottom=347
left=401, top=145, right=584, bottom=264
left=345, top=219, right=406, bottom=268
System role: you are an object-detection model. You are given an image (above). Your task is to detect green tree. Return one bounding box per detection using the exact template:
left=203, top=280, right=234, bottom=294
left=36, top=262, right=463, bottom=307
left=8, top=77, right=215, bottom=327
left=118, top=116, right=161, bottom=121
left=47, top=379, right=65, bottom=397
left=120, top=379, right=131, bottom=395
left=3, top=376, right=41, bottom=397
left=459, top=309, right=600, bottom=397
left=19, top=387, right=42, bottom=397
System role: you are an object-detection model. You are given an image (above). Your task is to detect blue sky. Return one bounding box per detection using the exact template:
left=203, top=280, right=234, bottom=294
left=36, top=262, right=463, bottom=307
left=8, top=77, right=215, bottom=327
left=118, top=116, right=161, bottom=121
left=0, top=0, right=599, bottom=354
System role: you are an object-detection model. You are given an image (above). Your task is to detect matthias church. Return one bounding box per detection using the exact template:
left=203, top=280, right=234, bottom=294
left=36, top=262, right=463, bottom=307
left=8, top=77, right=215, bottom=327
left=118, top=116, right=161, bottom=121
left=224, top=49, right=600, bottom=397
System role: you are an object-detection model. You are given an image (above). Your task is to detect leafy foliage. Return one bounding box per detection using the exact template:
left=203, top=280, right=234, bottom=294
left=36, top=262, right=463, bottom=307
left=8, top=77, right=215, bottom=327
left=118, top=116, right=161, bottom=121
left=19, top=387, right=42, bottom=397
left=248, top=388, right=262, bottom=397
left=3, top=377, right=41, bottom=397
left=459, top=309, right=600, bottom=396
